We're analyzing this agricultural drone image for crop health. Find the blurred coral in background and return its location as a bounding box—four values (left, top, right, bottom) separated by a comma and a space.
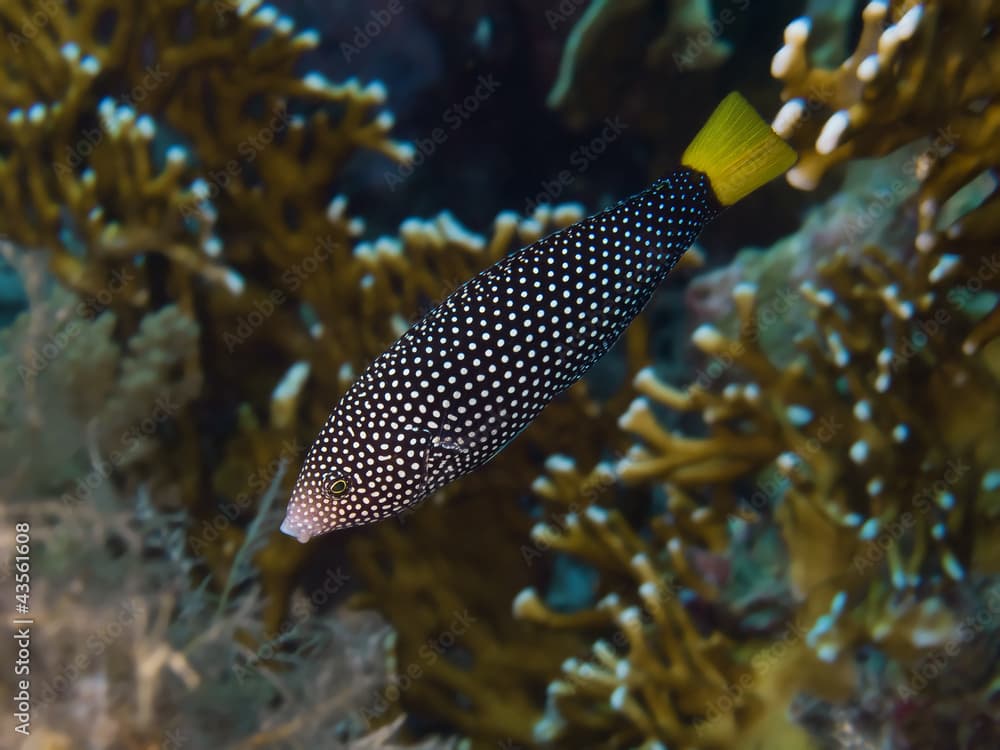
0, 1, 998, 749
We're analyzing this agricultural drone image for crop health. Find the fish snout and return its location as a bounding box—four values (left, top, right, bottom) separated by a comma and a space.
279, 510, 317, 544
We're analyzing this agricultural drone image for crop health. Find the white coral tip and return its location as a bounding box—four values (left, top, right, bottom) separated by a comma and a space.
816, 110, 850, 155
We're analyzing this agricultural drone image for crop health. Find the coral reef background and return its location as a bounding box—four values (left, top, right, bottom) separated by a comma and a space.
0, 0, 998, 748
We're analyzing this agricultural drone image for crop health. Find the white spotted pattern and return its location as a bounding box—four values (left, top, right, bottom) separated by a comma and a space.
281, 169, 719, 541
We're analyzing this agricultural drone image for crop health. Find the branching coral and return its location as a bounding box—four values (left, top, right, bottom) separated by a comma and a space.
617, 195, 1000, 746
10, 0, 1000, 747
510, 457, 820, 750
771, 0, 1000, 254
0, 0, 406, 491
0, 0, 598, 625
583, 4, 1000, 743
0, 0, 410, 296
0, 0, 418, 397
0, 3, 675, 743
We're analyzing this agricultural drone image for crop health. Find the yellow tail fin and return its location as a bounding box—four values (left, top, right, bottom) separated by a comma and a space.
681, 92, 797, 207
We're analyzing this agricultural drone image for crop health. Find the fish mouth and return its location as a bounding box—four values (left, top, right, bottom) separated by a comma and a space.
279, 514, 315, 544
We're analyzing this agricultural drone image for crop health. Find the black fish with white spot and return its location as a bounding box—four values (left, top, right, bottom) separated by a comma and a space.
280, 92, 796, 542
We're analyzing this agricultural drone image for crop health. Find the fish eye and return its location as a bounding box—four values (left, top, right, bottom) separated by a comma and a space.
324, 476, 350, 496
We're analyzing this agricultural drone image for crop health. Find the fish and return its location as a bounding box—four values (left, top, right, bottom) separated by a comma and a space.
280, 92, 796, 542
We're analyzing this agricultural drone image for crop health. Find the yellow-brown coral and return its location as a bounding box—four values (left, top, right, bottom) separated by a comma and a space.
619, 233, 1000, 680
771, 0, 1000, 255
512, 457, 822, 749
0, 0, 583, 626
